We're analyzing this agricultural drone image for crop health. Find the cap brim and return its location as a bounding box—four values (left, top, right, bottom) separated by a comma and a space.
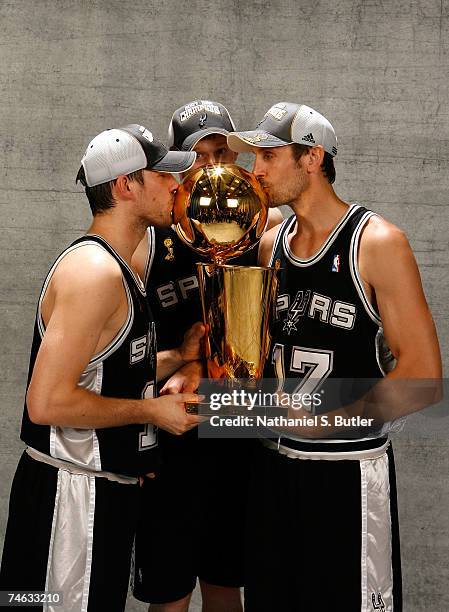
152, 150, 196, 173
227, 131, 291, 153
182, 127, 230, 152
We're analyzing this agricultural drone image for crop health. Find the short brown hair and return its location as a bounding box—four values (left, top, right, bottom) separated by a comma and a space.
291, 143, 336, 184
76, 168, 144, 215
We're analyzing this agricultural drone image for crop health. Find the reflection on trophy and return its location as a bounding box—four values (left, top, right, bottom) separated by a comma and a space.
174, 164, 279, 384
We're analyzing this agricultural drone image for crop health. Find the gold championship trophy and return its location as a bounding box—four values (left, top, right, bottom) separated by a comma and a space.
174, 164, 279, 412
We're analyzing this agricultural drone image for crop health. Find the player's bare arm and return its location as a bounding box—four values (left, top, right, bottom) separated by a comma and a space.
359, 215, 441, 380
27, 245, 199, 432
323, 218, 441, 428
156, 321, 205, 381
160, 359, 206, 395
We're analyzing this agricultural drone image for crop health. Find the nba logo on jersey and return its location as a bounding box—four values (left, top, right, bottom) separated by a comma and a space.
332, 254, 340, 272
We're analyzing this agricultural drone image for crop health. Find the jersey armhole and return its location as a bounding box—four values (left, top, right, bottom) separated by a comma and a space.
87, 277, 134, 368
268, 216, 293, 267
349, 212, 382, 325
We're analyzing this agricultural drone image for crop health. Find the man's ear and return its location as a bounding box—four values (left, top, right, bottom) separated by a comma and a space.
114, 175, 135, 200
305, 146, 325, 174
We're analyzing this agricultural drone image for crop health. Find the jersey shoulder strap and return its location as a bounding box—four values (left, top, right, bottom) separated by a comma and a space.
268, 214, 295, 266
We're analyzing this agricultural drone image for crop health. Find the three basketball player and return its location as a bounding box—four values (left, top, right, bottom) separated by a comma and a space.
1, 102, 442, 612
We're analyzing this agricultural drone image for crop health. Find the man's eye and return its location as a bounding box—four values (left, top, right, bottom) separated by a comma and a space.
216, 149, 227, 156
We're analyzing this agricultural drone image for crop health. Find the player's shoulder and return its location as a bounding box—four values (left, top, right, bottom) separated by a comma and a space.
360, 213, 410, 253
52, 241, 123, 296
359, 213, 415, 288
266, 208, 284, 230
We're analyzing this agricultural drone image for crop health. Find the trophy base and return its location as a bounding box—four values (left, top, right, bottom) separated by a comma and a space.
185, 400, 273, 417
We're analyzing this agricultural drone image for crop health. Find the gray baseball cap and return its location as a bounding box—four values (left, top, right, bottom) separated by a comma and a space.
78, 124, 196, 187
227, 102, 338, 157
167, 100, 236, 152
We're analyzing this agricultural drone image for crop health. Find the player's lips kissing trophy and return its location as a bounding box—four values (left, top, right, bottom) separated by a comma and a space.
173, 164, 279, 414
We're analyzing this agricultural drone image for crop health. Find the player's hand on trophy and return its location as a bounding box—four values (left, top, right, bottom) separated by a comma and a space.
178, 321, 205, 363
160, 360, 206, 395
146, 393, 201, 435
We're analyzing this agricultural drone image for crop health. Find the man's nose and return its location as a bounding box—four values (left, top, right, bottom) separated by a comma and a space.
208, 153, 219, 165
253, 158, 265, 178
168, 175, 178, 192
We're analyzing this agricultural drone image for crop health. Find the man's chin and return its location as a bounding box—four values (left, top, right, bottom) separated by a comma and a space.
149, 213, 173, 229
264, 190, 286, 208
268, 194, 293, 208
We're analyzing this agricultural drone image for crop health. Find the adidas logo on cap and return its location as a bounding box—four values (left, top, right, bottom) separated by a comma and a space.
302, 133, 315, 144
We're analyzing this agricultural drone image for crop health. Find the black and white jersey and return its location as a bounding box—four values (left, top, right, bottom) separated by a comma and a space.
20, 235, 158, 477
143, 226, 258, 351
266, 204, 395, 428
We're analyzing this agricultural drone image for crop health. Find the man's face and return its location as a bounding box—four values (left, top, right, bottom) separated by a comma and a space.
252, 145, 308, 207
191, 134, 237, 170
137, 170, 178, 227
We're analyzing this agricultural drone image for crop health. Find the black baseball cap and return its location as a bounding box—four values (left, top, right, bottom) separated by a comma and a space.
167, 100, 236, 151
77, 124, 196, 187
228, 102, 338, 157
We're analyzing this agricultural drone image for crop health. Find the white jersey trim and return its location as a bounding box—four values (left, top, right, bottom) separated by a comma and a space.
81, 476, 96, 612
349, 211, 382, 325
43, 467, 97, 612
361, 452, 394, 611
360, 459, 369, 611
261, 437, 389, 460
87, 281, 133, 368
92, 363, 103, 472
282, 204, 360, 267
44, 468, 62, 607
143, 226, 156, 288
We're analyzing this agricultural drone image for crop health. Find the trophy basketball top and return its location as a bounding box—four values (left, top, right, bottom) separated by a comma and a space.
173, 164, 268, 263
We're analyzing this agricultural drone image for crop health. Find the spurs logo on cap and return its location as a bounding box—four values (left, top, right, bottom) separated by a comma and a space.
180, 101, 221, 122
169, 99, 236, 151
266, 102, 288, 121
138, 125, 154, 142
242, 133, 271, 144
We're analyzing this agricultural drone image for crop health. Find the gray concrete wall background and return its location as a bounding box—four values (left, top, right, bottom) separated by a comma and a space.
0, 1, 448, 610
